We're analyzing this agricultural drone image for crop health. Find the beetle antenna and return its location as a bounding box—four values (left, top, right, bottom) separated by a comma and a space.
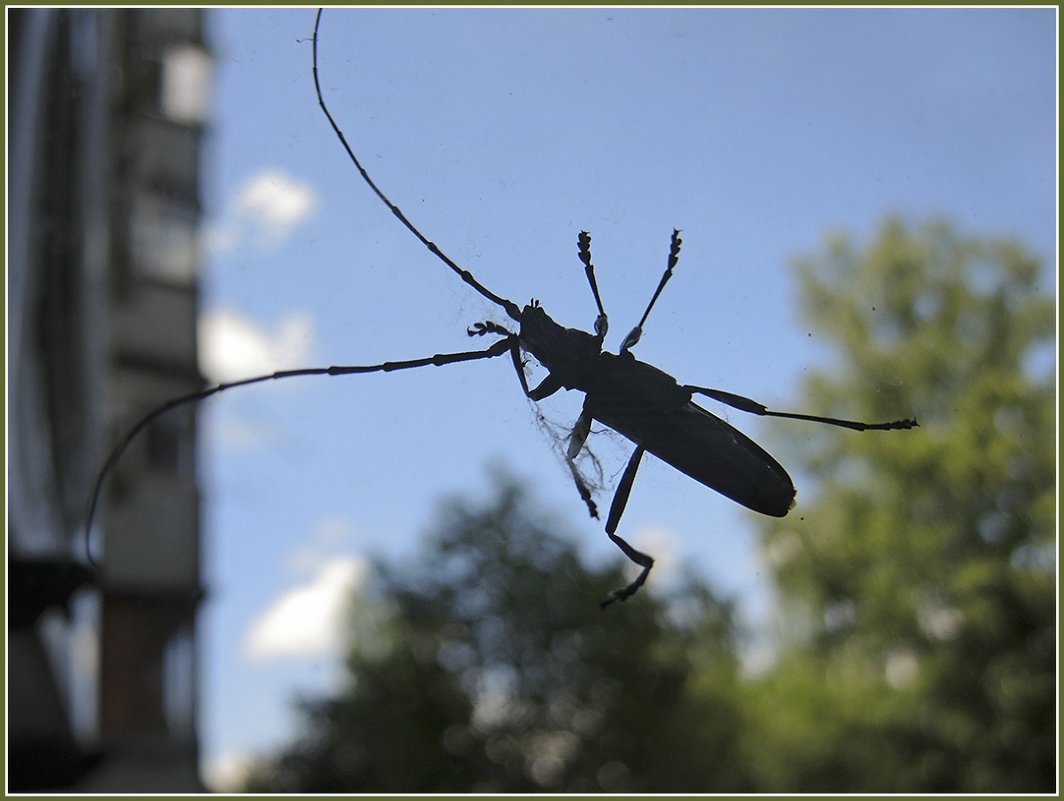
577, 231, 609, 339
620, 229, 682, 353
311, 9, 521, 322
82, 339, 515, 567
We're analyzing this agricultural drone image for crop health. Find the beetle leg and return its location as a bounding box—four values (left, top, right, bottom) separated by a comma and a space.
566, 408, 592, 460
506, 340, 565, 401
566, 462, 598, 521
507, 346, 597, 518
605, 444, 643, 535
686, 385, 918, 431
601, 445, 654, 607
528, 375, 564, 402
560, 405, 599, 519
560, 404, 598, 519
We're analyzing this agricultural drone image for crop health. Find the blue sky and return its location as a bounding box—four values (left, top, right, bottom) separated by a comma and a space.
195, 7, 1056, 789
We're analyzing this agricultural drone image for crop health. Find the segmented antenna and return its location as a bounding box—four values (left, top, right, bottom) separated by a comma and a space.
312, 10, 521, 322
577, 230, 609, 339
82, 340, 515, 566
620, 229, 683, 353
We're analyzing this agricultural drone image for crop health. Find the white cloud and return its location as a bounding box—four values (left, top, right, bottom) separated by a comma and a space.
199, 307, 316, 383
242, 556, 369, 662
202, 750, 253, 793
235, 170, 316, 244
208, 169, 317, 255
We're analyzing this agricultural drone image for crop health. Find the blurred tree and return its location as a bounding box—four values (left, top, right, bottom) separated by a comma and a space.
241, 217, 1054, 793
245, 476, 753, 792
745, 217, 1055, 792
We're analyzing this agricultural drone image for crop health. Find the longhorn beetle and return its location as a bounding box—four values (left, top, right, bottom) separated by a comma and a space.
86, 9, 918, 606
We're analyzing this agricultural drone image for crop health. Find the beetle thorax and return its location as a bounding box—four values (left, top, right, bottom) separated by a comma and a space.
518, 303, 602, 390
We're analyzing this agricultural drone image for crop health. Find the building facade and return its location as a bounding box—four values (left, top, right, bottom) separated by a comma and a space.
8, 8, 211, 791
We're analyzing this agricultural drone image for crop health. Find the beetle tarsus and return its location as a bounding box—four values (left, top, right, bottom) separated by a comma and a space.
601, 531, 655, 607
467, 321, 511, 338
568, 462, 599, 520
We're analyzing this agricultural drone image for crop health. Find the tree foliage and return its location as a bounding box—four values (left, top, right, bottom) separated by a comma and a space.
749, 216, 1055, 792
243, 217, 1055, 793
244, 476, 752, 793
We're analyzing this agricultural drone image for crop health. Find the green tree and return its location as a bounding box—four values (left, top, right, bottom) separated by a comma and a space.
746, 217, 1055, 792
245, 476, 753, 792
